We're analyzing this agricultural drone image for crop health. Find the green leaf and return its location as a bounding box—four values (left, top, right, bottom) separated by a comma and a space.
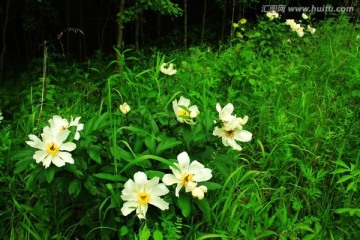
45, 167, 56, 183
93, 173, 126, 182
177, 194, 191, 218
201, 182, 222, 190
145, 135, 157, 154
195, 198, 211, 222
88, 147, 101, 164
139, 224, 150, 240
120, 226, 129, 236
331, 168, 350, 174
336, 174, 353, 184
68, 178, 82, 197
333, 160, 350, 169
156, 138, 182, 155
153, 230, 163, 240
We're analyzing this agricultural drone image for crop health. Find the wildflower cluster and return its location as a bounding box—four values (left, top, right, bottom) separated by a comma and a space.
26, 115, 83, 168
266, 11, 279, 20
232, 18, 247, 39
285, 13, 316, 37
119, 94, 251, 219
121, 151, 212, 219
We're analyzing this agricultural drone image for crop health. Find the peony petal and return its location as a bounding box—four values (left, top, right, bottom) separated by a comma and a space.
33, 150, 48, 163
234, 130, 252, 142
177, 151, 190, 171
42, 155, 53, 168
175, 183, 183, 197
149, 183, 169, 197
74, 132, 80, 140
26, 134, 45, 150
185, 181, 197, 192
162, 174, 179, 186
145, 177, 160, 191
134, 171, 148, 186
52, 155, 66, 167
227, 139, 243, 151
149, 196, 169, 210
222, 103, 234, 116
193, 168, 212, 182
60, 142, 76, 151
58, 151, 74, 164
136, 203, 148, 219
178, 96, 190, 108
121, 201, 138, 216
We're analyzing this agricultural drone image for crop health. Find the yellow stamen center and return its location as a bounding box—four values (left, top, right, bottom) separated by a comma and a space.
46, 142, 60, 155
225, 130, 235, 138
178, 109, 189, 117
137, 192, 150, 205
181, 173, 194, 186
60, 125, 67, 131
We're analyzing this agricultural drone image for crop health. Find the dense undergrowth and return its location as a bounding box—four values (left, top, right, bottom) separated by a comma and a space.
0, 14, 359, 239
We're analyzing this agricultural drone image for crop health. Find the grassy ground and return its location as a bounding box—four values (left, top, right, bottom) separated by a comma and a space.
0, 14, 359, 239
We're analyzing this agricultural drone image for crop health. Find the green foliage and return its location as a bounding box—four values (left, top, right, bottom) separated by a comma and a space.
0, 13, 360, 240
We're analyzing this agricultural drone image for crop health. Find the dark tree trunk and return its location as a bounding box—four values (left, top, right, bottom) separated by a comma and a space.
221, 0, 227, 41
201, 0, 207, 44
184, 0, 188, 49
0, 0, 10, 83
116, 0, 126, 73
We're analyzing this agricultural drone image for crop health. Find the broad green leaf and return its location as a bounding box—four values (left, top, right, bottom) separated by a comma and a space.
88, 147, 101, 164
156, 137, 182, 155
45, 167, 56, 183
177, 194, 191, 218
68, 178, 82, 197
153, 230, 163, 240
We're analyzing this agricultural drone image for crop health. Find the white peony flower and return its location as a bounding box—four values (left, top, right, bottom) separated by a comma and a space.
121, 171, 169, 219
119, 102, 131, 115
26, 126, 76, 168
48, 115, 83, 140
162, 152, 212, 197
160, 63, 177, 75
172, 96, 199, 125
213, 126, 252, 151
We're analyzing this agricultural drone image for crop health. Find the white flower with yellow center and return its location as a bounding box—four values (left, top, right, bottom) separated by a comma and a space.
172, 96, 200, 125
119, 102, 131, 115
213, 126, 252, 151
160, 63, 177, 75
121, 171, 169, 219
49, 115, 84, 140
26, 127, 76, 168
162, 151, 212, 197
